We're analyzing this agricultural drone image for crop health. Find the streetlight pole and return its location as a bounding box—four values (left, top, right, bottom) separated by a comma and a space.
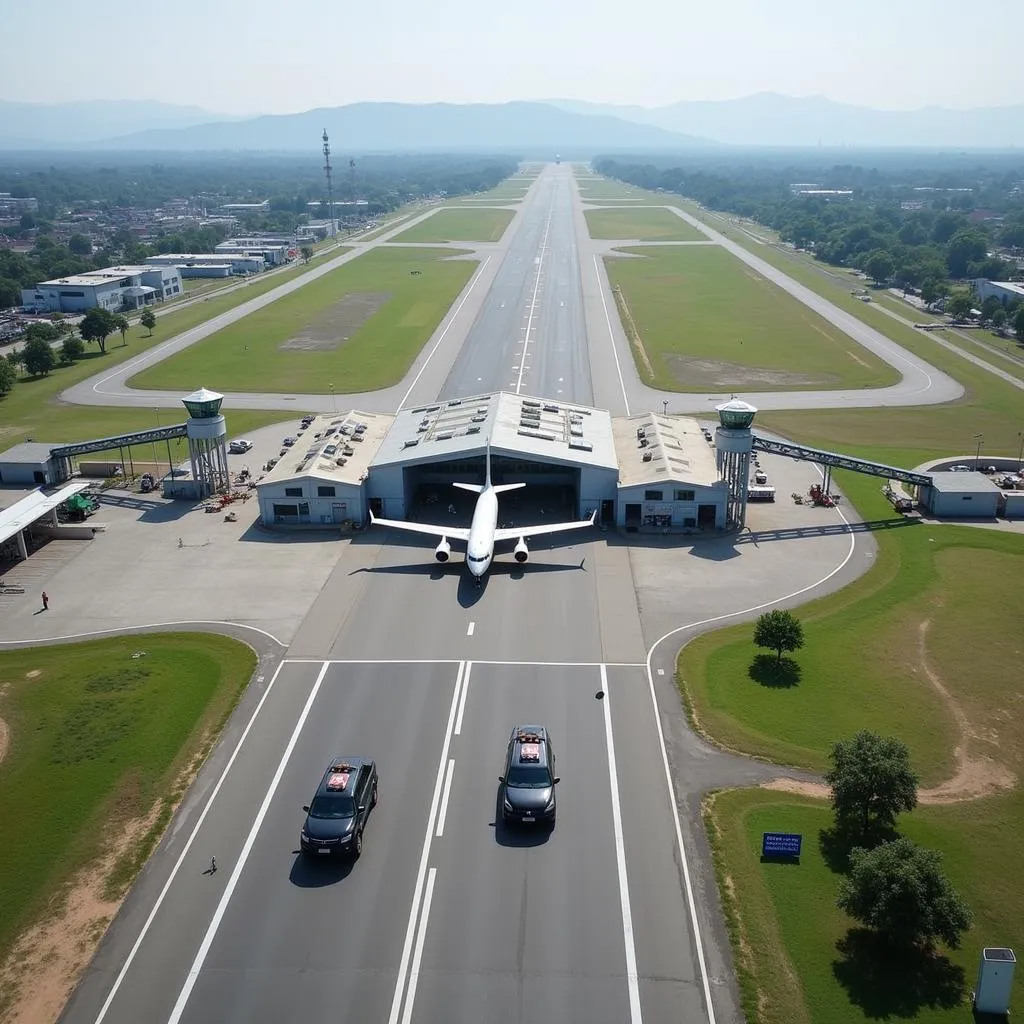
662, 400, 668, 416
974, 432, 984, 471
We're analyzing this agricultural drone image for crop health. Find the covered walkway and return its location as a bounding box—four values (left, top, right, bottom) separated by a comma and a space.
0, 481, 94, 562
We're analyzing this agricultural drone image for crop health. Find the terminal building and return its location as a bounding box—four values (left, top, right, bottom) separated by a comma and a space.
254, 392, 735, 532
21, 265, 182, 313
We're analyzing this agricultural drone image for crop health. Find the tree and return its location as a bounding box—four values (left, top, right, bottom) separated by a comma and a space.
946, 290, 974, 321
753, 609, 805, 665
825, 730, 918, 838
945, 228, 988, 279
79, 306, 117, 354
140, 309, 157, 336
992, 307, 1008, 333
837, 837, 972, 950
24, 321, 59, 344
864, 250, 895, 286
60, 335, 84, 364
0, 275, 20, 309
0, 356, 16, 396
1015, 306, 1024, 338
18, 212, 36, 231
21, 335, 57, 377
920, 276, 947, 306
300, 245, 314, 264
67, 233, 92, 256
114, 314, 130, 344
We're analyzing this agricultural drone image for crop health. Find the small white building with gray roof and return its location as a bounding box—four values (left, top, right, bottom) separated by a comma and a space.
613, 413, 728, 530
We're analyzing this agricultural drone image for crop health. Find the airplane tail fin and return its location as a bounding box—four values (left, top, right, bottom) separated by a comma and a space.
492, 482, 526, 494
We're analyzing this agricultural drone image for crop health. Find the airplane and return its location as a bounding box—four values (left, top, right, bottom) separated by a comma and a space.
368, 440, 596, 584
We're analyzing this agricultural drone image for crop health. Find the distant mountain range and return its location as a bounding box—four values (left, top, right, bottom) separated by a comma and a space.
544, 93, 1024, 149
0, 95, 1020, 152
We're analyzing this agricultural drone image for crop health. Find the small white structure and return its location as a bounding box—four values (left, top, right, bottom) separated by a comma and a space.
21, 265, 181, 313
974, 947, 1016, 1014
613, 413, 727, 531
257, 411, 392, 526
921, 471, 1002, 518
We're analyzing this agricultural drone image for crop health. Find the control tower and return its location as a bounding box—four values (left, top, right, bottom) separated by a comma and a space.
183, 387, 229, 497
714, 398, 757, 529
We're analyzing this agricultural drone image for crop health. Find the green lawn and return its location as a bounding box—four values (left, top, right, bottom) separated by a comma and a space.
604, 246, 898, 392
683, 472, 1024, 1021
0, 634, 255, 1003
453, 184, 529, 204
706, 789, 1024, 1023
392, 207, 515, 243
129, 247, 477, 394
584, 207, 710, 242
576, 180, 644, 200
0, 255, 349, 449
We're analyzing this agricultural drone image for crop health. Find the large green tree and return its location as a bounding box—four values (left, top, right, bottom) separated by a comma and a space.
825, 730, 918, 838
864, 250, 895, 286
67, 233, 93, 256
60, 335, 84, 364
21, 335, 57, 376
79, 307, 117, 354
752, 609, 805, 665
837, 837, 972, 950
0, 356, 16, 396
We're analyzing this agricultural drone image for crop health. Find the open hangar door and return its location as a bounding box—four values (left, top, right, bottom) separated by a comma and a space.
403, 455, 580, 528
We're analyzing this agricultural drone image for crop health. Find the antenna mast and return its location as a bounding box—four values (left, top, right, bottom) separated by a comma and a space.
322, 129, 336, 238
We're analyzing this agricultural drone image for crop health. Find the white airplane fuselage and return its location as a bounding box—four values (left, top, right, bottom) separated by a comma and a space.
465, 487, 499, 577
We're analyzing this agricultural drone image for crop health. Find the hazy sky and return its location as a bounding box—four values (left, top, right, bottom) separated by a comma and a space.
4, 0, 1022, 115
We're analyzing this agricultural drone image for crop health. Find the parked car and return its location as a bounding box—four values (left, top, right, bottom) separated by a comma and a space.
282, 436, 298, 447
228, 439, 252, 454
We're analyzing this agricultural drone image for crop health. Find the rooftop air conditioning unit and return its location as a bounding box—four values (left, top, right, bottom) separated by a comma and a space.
335, 457, 347, 466
642, 451, 653, 462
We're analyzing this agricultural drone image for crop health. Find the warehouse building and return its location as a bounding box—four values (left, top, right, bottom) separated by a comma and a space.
613, 413, 727, 530
365, 392, 620, 523
215, 239, 290, 266
255, 411, 393, 526
920, 472, 1002, 518
21, 265, 181, 313
0, 441, 65, 486
145, 253, 266, 277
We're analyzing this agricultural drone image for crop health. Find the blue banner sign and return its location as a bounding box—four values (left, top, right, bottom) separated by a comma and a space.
762, 832, 802, 858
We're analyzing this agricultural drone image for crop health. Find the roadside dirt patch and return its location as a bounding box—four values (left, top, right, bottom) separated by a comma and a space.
0, 717, 7, 764
761, 778, 829, 799
666, 356, 839, 389
279, 291, 391, 351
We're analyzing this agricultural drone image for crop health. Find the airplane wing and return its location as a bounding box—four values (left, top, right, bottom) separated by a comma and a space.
369, 512, 471, 543
493, 512, 596, 543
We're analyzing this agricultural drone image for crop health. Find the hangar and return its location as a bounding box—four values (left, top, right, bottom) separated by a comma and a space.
365, 392, 620, 525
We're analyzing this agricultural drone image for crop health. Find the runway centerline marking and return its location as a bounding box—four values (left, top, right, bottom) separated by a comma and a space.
454, 662, 472, 735
89, 659, 289, 1024
283, 658, 647, 668
516, 204, 554, 394
435, 761, 456, 838
165, 660, 332, 1024
387, 661, 466, 1024
467, 621, 475, 636
601, 665, 643, 1023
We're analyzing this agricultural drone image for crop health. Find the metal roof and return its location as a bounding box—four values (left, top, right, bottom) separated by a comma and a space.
257, 410, 393, 489
926, 471, 1003, 495
613, 414, 724, 488
0, 441, 61, 465
0, 480, 93, 546
372, 392, 618, 470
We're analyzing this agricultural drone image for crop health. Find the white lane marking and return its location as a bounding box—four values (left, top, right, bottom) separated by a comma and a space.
594, 253, 631, 416
91, 658, 289, 1023
401, 867, 438, 1024
165, 661, 332, 1024
642, 483, 857, 1024
467, 621, 475, 636
1, 620, 285, 648
387, 662, 466, 1024
454, 661, 472, 735
600, 665, 643, 1024
435, 761, 456, 838
397, 255, 492, 412
516, 206, 554, 394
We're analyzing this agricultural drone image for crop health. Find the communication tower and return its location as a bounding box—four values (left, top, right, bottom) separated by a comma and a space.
322, 130, 336, 237
183, 387, 230, 497
714, 398, 757, 529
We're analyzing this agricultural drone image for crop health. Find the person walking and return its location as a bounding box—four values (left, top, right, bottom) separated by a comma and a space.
41, 591, 49, 611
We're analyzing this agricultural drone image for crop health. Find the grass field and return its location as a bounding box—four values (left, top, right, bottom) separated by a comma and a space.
0, 634, 255, 1007
392, 207, 515, 243
453, 184, 529, 204
584, 207, 710, 242
682, 474, 1024, 1021
604, 246, 898, 392
129, 247, 476, 394
0, 255, 349, 449
576, 180, 644, 200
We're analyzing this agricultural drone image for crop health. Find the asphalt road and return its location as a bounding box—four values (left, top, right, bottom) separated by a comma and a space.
440, 165, 593, 405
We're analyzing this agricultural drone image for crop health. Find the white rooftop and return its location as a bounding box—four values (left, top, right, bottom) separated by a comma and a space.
0, 480, 93, 546
613, 414, 724, 488
372, 392, 618, 470
258, 411, 393, 488
928, 471, 1003, 494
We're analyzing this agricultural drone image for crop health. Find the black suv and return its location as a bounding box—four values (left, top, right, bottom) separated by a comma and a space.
301, 757, 378, 858
499, 726, 559, 826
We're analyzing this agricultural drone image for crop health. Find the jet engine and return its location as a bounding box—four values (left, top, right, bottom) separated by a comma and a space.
513, 537, 529, 563
434, 538, 451, 563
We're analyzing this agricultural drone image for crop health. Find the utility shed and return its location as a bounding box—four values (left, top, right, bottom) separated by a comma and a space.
0, 441, 65, 486
256, 411, 392, 527
613, 414, 728, 531
922, 471, 1002, 518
